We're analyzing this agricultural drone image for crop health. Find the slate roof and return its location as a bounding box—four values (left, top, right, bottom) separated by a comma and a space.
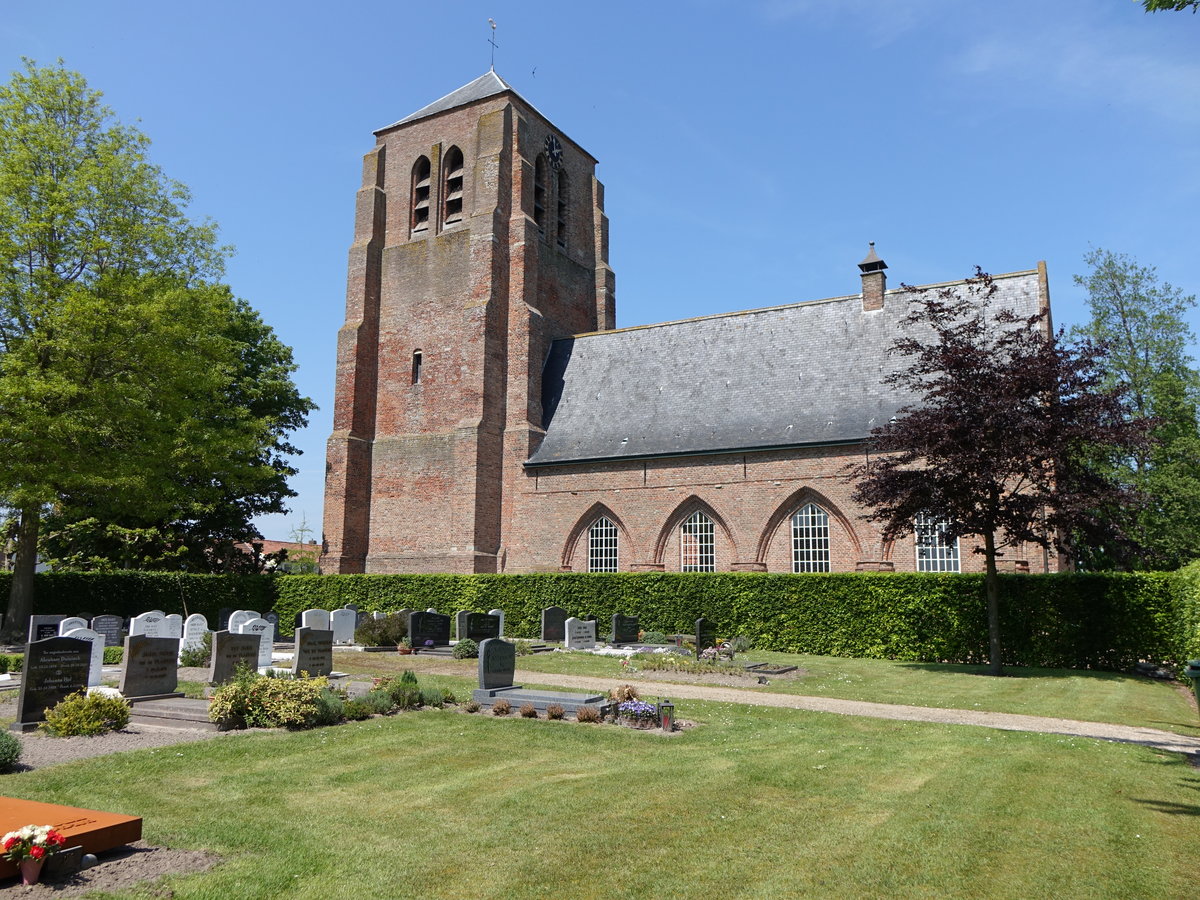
527, 270, 1044, 467
377, 71, 518, 132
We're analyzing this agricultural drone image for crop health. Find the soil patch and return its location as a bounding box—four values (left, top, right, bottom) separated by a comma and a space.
15, 841, 219, 896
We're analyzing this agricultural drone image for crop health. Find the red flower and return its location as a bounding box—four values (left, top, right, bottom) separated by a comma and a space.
29, 845, 44, 860
48, 831, 65, 846
3, 837, 17, 851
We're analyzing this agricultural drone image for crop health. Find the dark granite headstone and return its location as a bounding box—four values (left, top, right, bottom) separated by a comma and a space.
217, 607, 233, 631
90, 615, 124, 647
118, 635, 180, 697
28, 615, 67, 642
345, 603, 359, 612
12, 636, 91, 729
696, 617, 718, 655
293, 611, 303, 629
478, 638, 516, 690
355, 611, 368, 629
264, 611, 281, 642
291, 627, 334, 678
541, 605, 568, 643
612, 614, 639, 645
465, 613, 500, 642
208, 631, 261, 685
409, 611, 451, 648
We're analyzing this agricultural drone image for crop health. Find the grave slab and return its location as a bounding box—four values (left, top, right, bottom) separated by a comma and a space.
0, 797, 142, 880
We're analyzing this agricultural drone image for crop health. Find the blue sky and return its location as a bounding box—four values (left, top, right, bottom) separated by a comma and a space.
3, 0, 1197, 542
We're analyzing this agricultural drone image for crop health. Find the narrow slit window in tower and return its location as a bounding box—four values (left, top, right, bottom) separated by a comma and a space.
411, 350, 423, 385
411, 157, 431, 233
533, 154, 547, 234
443, 146, 464, 226
556, 170, 568, 249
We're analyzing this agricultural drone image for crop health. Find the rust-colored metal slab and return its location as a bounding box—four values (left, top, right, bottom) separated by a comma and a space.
0, 797, 142, 879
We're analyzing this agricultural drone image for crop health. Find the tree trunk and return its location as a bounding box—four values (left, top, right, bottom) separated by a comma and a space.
983, 528, 1004, 676
4, 507, 40, 643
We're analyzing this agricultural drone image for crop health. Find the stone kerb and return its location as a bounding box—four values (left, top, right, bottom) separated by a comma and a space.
63, 628, 104, 687
12, 636, 91, 730
119, 635, 180, 698
330, 608, 356, 645
564, 617, 596, 651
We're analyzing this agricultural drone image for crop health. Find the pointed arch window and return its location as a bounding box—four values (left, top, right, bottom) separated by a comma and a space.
680, 511, 715, 572
588, 516, 618, 572
411, 156, 431, 233
791, 503, 830, 572
533, 153, 547, 233
915, 512, 960, 572
556, 169, 568, 249
442, 145, 464, 226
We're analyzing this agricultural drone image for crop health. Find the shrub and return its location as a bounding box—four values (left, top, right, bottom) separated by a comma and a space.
464, 699, 481, 713
642, 630, 667, 645
342, 698, 375, 720
41, 691, 131, 737
208, 668, 331, 729
421, 687, 445, 709
354, 614, 408, 647
363, 689, 396, 715
492, 698, 511, 716
102, 646, 123, 665
728, 635, 753, 653
519, 703, 538, 718
609, 684, 640, 703
177, 631, 211, 668
0, 731, 21, 772
546, 703, 565, 720
314, 688, 345, 725
441, 689, 458, 705
0, 654, 20, 674
575, 705, 601, 724
452, 639, 478, 659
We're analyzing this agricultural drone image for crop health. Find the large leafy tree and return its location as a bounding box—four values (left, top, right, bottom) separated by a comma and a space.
0, 61, 311, 634
1071, 248, 1200, 570
847, 271, 1150, 675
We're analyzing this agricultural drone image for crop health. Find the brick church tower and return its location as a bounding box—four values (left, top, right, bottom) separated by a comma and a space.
322, 73, 616, 573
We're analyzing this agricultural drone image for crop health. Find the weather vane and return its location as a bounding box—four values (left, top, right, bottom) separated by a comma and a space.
488, 18, 499, 71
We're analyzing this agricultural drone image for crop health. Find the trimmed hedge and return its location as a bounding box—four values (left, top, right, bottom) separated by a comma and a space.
3, 569, 1197, 672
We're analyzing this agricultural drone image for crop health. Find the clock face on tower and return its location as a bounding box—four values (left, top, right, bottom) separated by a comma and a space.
544, 134, 563, 170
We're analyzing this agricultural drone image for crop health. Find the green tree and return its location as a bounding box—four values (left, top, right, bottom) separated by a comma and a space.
0, 60, 311, 634
1141, 1, 1199, 12
1071, 248, 1200, 569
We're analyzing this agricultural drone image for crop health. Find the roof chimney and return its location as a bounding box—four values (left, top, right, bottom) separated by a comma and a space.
858, 242, 887, 311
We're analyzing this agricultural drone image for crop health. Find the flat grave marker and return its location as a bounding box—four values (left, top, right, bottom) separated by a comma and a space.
0, 798, 141, 880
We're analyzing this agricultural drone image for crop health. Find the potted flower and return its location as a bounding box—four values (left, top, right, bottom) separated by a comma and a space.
398, 637, 413, 655
3, 824, 67, 885
617, 699, 659, 730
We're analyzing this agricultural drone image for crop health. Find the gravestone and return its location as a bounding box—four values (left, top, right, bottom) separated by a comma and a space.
488, 609, 505, 637
292, 627, 334, 678
162, 614, 183, 639
373, 611, 386, 621
63, 627, 104, 687
355, 611, 368, 629
181, 614, 209, 652
227, 610, 258, 634
208, 631, 260, 685
426, 607, 439, 614
345, 603, 359, 612
330, 608, 356, 644
409, 611, 451, 648
565, 617, 596, 651
28, 615, 67, 642
395, 608, 414, 630
696, 617, 717, 655
90, 615, 124, 648
217, 607, 233, 631
241, 617, 274, 668
464, 612, 500, 642
455, 610, 470, 641
119, 635, 180, 697
300, 608, 331, 632
58, 617, 88, 636
541, 605, 568, 643
264, 611, 281, 642
129, 610, 166, 637
611, 614, 639, 645
478, 638, 517, 690
12, 636, 91, 730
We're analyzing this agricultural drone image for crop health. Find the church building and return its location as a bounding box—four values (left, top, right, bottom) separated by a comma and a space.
321, 72, 1057, 577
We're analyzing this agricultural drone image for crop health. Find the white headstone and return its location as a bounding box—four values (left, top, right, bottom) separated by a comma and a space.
488, 609, 505, 637
241, 617, 274, 668
330, 608, 356, 645
181, 614, 209, 652
373, 611, 385, 621
130, 610, 166, 637
64, 627, 104, 687
58, 617, 88, 636
301, 608, 330, 631
426, 607, 438, 614
227, 610, 259, 634
564, 617, 596, 651
162, 614, 183, 639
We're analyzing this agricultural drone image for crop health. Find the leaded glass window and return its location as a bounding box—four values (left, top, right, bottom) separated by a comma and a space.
588, 517, 618, 572
791, 503, 830, 573
915, 512, 960, 572
681, 511, 715, 572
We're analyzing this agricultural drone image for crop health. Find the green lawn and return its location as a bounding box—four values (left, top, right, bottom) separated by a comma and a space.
3, 687, 1196, 899
334, 649, 1200, 737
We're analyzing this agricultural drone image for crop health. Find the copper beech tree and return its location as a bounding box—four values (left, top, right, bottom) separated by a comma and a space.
847, 270, 1152, 676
